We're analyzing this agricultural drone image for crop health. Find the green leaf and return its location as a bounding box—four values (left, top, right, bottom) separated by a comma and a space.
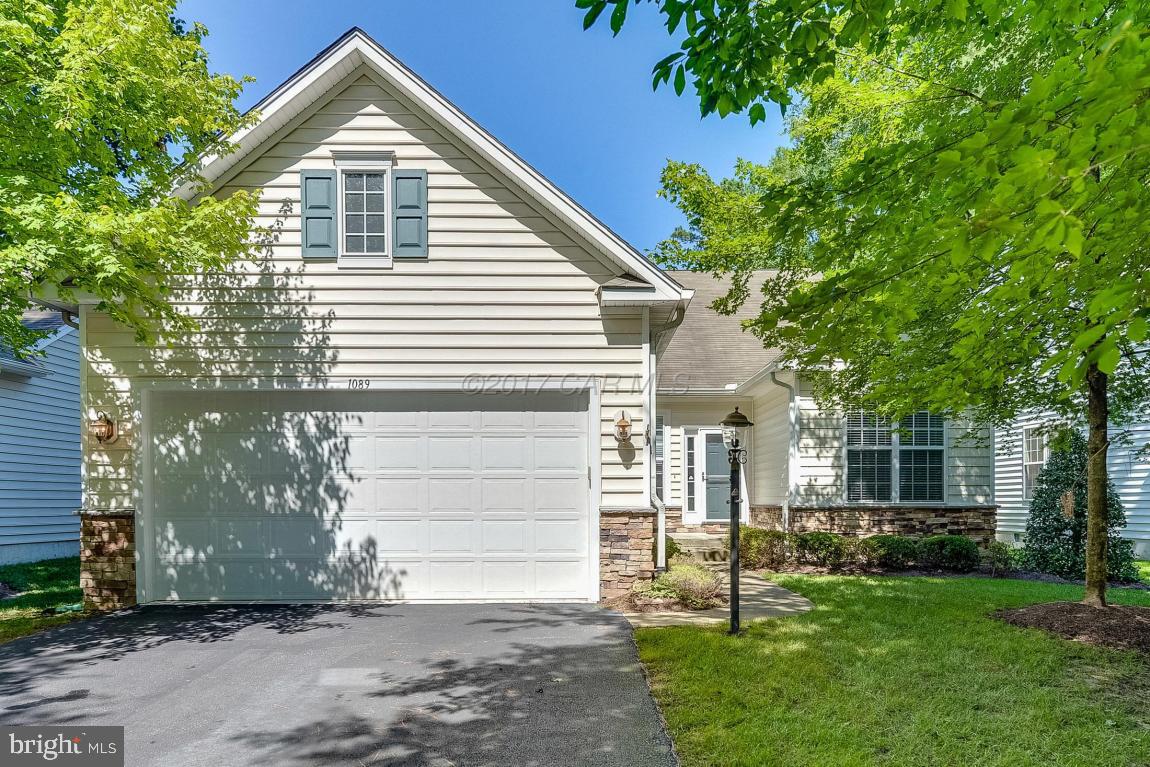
1128, 316, 1148, 343
749, 102, 766, 125
609, 0, 628, 35
947, 0, 967, 21
582, 2, 607, 30
1097, 343, 1121, 375
674, 65, 687, 96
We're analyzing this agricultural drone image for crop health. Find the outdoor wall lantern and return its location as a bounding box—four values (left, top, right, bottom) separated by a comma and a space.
720, 406, 753, 635
89, 412, 118, 445
613, 410, 633, 442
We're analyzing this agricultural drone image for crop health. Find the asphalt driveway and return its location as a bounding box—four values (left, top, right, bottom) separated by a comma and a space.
0, 604, 676, 766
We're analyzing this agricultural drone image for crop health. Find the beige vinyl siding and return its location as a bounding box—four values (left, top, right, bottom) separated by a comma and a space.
660, 398, 753, 507
792, 377, 994, 507
83, 70, 648, 511
996, 415, 1150, 547
750, 381, 790, 506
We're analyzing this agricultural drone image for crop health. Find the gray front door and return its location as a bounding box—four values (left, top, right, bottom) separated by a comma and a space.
703, 432, 730, 521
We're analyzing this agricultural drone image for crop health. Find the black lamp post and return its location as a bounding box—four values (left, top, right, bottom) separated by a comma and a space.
720, 406, 752, 635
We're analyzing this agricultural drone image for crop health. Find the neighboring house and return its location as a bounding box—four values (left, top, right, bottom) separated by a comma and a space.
655, 271, 997, 544
0, 310, 81, 564
53, 29, 693, 608
995, 416, 1150, 557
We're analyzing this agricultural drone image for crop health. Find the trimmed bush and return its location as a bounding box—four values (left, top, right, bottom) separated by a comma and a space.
729, 527, 789, 570
793, 531, 851, 568
918, 535, 981, 572
857, 535, 919, 569
1019, 429, 1139, 583
632, 563, 725, 609
984, 540, 1018, 577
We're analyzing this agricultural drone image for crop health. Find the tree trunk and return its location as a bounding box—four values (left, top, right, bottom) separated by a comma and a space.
1082, 361, 1109, 608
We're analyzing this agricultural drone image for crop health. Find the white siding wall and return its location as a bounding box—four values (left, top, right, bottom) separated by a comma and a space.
996, 416, 1150, 550
0, 329, 80, 563
750, 382, 789, 505
82, 70, 648, 512
793, 378, 994, 507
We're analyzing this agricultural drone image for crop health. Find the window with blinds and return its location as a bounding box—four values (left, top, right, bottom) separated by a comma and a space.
845, 411, 945, 503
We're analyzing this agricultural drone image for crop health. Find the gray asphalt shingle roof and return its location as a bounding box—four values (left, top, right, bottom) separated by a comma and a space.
658, 270, 782, 393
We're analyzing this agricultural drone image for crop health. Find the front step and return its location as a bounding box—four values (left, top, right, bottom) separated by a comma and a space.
670, 532, 729, 562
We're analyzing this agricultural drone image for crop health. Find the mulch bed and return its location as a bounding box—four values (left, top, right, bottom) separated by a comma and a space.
996, 602, 1150, 654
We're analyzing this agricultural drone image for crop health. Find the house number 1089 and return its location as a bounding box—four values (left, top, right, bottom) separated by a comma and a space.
348, 379, 371, 390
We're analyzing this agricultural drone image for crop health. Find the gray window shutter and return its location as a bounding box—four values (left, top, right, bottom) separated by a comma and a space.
392, 169, 428, 258
300, 169, 337, 258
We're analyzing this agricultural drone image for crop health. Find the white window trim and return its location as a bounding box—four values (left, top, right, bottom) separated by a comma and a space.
682, 426, 749, 525
842, 413, 949, 506
336, 160, 393, 269
1021, 426, 1049, 501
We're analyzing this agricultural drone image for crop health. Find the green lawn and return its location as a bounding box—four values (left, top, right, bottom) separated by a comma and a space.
1137, 560, 1150, 584
0, 557, 83, 643
637, 575, 1150, 767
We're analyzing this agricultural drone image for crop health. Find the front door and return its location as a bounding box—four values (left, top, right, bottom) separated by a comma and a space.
702, 431, 730, 521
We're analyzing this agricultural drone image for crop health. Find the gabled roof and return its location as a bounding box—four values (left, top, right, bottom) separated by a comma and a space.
657, 271, 783, 394
183, 28, 686, 303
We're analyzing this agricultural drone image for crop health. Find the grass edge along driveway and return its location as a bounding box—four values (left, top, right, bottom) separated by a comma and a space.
636, 574, 1150, 767
0, 557, 83, 644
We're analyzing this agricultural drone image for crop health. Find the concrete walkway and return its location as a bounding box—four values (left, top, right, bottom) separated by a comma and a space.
621, 574, 813, 628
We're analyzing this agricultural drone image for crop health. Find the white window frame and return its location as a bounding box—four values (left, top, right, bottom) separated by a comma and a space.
1021, 426, 1049, 500
843, 411, 948, 505
334, 152, 393, 269
654, 416, 666, 502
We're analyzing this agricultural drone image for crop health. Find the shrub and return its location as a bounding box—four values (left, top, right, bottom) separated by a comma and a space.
856, 535, 919, 569
1019, 429, 1139, 582
729, 527, 789, 570
918, 535, 981, 572
984, 540, 1018, 577
653, 534, 684, 563
632, 563, 724, 609
793, 531, 851, 568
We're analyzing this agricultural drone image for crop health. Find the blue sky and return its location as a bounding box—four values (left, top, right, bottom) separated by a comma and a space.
179, 0, 785, 252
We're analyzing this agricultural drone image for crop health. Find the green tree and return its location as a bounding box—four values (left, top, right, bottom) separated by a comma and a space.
1020, 429, 1138, 583
584, 1, 1150, 605
0, 0, 257, 354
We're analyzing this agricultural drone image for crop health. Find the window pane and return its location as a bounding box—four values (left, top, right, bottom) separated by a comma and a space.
365, 173, 386, 192
344, 235, 364, 253
345, 194, 364, 213
847, 448, 891, 502
365, 193, 386, 212
344, 173, 364, 191
364, 235, 386, 253
846, 411, 890, 447
686, 435, 696, 511
900, 411, 944, 447
345, 214, 364, 234
365, 214, 387, 234
899, 449, 943, 501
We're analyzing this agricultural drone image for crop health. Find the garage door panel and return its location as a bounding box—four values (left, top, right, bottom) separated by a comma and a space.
376, 435, 424, 469
482, 561, 529, 594
482, 520, 528, 553
376, 478, 423, 512
428, 437, 474, 470
149, 390, 590, 602
429, 519, 477, 553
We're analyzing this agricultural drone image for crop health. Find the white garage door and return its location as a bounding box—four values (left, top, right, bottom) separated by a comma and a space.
147, 390, 591, 602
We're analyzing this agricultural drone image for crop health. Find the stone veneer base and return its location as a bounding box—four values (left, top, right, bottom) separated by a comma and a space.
599, 507, 657, 600
79, 510, 137, 611
748, 504, 997, 546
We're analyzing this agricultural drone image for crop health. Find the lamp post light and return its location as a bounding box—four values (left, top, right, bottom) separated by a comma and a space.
721, 406, 753, 635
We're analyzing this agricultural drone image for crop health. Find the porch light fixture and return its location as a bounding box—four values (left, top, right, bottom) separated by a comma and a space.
90, 413, 118, 445
613, 410, 633, 442
720, 406, 753, 635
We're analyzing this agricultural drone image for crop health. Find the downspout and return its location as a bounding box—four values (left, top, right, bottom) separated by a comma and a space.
769, 371, 796, 533
649, 299, 689, 570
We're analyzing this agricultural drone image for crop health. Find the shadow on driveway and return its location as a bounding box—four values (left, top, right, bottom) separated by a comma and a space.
0, 604, 676, 766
